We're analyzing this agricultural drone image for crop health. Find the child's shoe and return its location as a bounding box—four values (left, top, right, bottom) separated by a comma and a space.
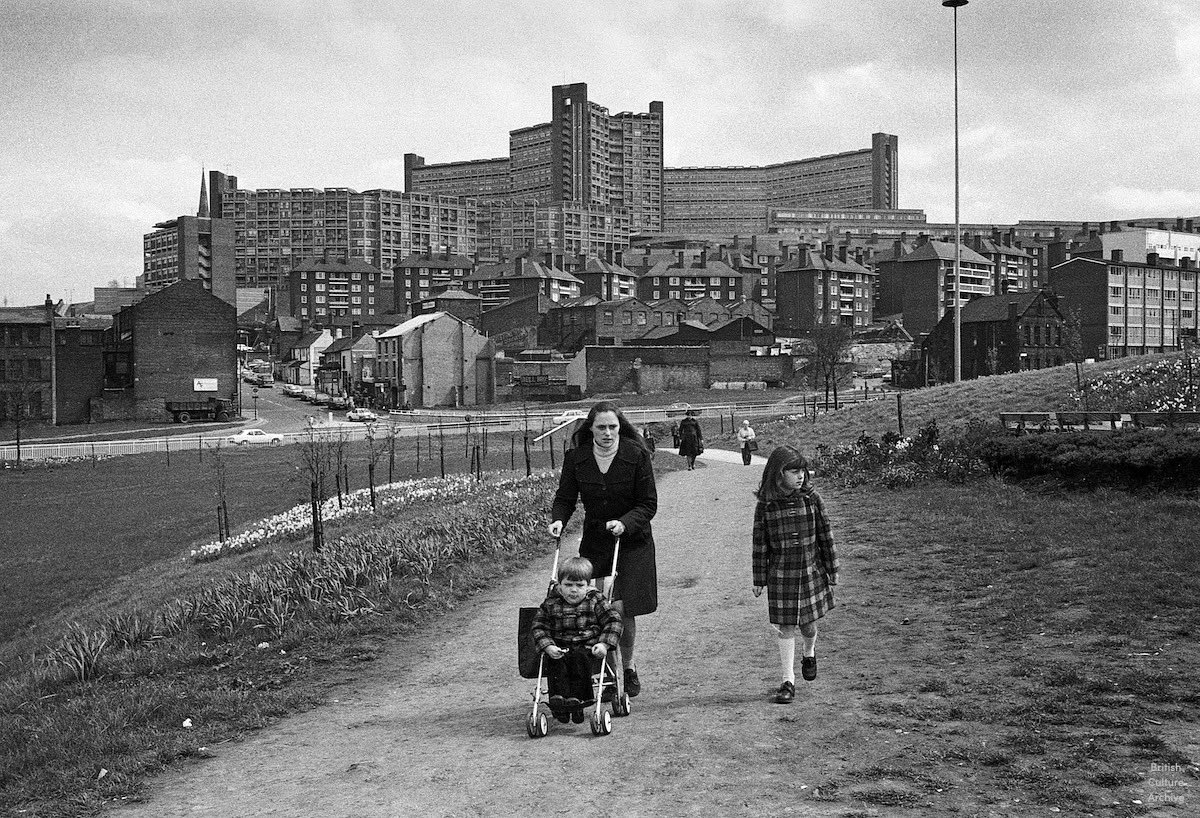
774, 681, 795, 704
801, 656, 817, 681
570, 708, 585, 724
548, 694, 566, 712
553, 709, 571, 724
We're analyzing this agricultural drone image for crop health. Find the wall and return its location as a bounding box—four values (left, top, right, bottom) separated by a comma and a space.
583, 345, 708, 394
131, 282, 237, 419
709, 354, 794, 385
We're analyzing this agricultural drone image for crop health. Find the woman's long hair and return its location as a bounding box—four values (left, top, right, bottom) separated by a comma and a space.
570, 400, 648, 451
754, 444, 812, 502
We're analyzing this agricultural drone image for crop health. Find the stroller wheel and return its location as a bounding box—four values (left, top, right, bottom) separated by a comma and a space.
590, 709, 612, 736
612, 693, 632, 717
527, 712, 548, 738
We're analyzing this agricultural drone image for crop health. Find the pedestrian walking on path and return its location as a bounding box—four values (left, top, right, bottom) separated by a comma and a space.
549, 400, 657, 698
677, 410, 703, 470
736, 420, 757, 466
751, 445, 839, 704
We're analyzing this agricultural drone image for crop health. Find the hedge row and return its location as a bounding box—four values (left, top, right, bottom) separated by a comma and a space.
980, 429, 1200, 488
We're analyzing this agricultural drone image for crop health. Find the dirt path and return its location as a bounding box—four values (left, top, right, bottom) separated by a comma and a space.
112, 451, 1157, 818
109, 450, 862, 816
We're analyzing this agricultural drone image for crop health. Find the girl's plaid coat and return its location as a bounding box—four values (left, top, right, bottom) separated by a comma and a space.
752, 489, 839, 627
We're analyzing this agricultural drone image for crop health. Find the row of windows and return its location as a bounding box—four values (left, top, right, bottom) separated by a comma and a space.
0, 326, 48, 346
300, 296, 375, 305
0, 358, 44, 380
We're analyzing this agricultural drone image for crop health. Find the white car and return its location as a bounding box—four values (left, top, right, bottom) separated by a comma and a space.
552, 409, 587, 425
347, 408, 378, 423
227, 429, 284, 446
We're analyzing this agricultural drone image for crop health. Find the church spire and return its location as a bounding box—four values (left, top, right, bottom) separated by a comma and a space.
198, 168, 210, 218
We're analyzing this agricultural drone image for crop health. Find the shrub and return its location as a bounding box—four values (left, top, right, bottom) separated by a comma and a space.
812, 419, 1003, 488
979, 429, 1200, 489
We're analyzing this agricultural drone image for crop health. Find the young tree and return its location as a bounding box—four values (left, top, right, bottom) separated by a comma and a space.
1063, 306, 1087, 407
298, 419, 334, 551
809, 324, 854, 410
3, 362, 44, 467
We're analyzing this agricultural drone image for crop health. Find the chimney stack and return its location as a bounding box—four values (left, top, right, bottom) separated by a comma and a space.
1147, 252, 1159, 267
1006, 228, 1016, 247
1176, 217, 1185, 231
837, 245, 848, 263
822, 242, 834, 261
700, 247, 708, 267
1188, 219, 1196, 233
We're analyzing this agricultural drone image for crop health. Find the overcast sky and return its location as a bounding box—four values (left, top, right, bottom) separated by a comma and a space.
2, 0, 1198, 307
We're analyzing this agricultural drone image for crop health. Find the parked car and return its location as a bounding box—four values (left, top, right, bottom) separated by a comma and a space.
347, 408, 378, 423
310, 393, 333, 406
227, 429, 283, 446
254, 374, 275, 388
552, 409, 587, 425
298, 389, 317, 402
328, 395, 350, 409
281, 384, 303, 397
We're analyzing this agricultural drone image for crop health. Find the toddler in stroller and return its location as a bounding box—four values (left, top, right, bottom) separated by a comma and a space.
529, 557, 624, 732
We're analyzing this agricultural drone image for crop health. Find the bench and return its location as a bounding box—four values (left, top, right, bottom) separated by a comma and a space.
1054, 411, 1125, 431
999, 412, 1054, 434
1129, 411, 1200, 429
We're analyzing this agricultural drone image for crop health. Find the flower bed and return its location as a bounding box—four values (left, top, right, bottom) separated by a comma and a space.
191, 471, 553, 562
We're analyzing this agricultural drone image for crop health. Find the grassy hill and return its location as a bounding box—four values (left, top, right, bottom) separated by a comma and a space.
748, 354, 1179, 452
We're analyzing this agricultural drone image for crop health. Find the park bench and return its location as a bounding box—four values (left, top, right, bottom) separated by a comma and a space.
999, 412, 1054, 434
1129, 411, 1200, 429
1054, 411, 1125, 431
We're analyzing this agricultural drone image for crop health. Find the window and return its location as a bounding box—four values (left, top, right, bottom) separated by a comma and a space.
603, 310, 614, 324
301, 295, 308, 303
301, 283, 308, 291
1109, 286, 1121, 298
315, 283, 326, 292
1110, 306, 1123, 316
636, 311, 647, 325
652, 290, 660, 300
669, 277, 680, 285
622, 312, 633, 325
669, 291, 679, 299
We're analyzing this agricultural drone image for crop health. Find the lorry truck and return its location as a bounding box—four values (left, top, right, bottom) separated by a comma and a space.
165, 398, 234, 423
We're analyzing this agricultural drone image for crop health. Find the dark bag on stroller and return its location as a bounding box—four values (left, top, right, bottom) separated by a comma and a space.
517, 606, 541, 678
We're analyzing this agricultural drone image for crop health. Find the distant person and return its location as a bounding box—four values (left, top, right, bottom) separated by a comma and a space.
737, 420, 757, 466
670, 422, 680, 448
549, 401, 658, 699
531, 556, 623, 723
677, 410, 703, 470
751, 445, 839, 704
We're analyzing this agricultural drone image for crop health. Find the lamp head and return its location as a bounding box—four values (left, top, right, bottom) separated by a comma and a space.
942, 0, 967, 6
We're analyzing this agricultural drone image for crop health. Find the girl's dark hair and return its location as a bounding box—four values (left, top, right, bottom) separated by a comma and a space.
754, 444, 812, 502
570, 400, 648, 451
558, 556, 594, 583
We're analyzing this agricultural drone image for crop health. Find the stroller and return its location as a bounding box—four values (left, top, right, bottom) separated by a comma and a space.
518, 537, 632, 738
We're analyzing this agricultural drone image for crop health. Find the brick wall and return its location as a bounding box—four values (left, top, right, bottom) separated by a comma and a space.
402, 315, 494, 407
582, 345, 708, 394
709, 354, 794, 384
130, 281, 237, 419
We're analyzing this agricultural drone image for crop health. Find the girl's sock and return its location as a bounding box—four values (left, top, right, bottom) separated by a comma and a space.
802, 634, 816, 658
778, 636, 796, 684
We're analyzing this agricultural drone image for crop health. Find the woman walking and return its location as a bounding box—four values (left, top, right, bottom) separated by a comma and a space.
548, 401, 658, 697
677, 410, 703, 470
751, 445, 839, 704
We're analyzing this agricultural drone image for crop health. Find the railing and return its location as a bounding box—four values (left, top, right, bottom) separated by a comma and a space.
1, 393, 890, 463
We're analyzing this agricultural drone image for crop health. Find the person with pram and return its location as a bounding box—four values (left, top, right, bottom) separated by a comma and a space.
531, 556, 624, 723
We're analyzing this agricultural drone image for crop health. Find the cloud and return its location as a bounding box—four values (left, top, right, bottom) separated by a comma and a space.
1100, 187, 1200, 217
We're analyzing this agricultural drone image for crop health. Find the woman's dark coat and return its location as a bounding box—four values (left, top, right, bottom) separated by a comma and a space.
677, 416, 703, 458
551, 436, 658, 616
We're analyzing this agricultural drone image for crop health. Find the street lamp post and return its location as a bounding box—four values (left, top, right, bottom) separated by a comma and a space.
944, 0, 967, 382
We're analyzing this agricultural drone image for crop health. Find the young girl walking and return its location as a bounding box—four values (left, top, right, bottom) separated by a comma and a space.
751, 445, 839, 704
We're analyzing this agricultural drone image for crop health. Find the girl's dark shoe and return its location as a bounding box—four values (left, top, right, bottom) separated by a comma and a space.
801, 656, 817, 681
774, 681, 795, 704
624, 668, 641, 697
570, 708, 585, 724
553, 710, 571, 724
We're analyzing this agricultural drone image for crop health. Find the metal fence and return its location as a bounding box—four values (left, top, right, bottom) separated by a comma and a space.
0, 393, 887, 463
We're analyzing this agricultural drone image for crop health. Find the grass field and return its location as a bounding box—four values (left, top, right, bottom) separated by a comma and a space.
0, 428, 567, 654
2, 359, 1198, 815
